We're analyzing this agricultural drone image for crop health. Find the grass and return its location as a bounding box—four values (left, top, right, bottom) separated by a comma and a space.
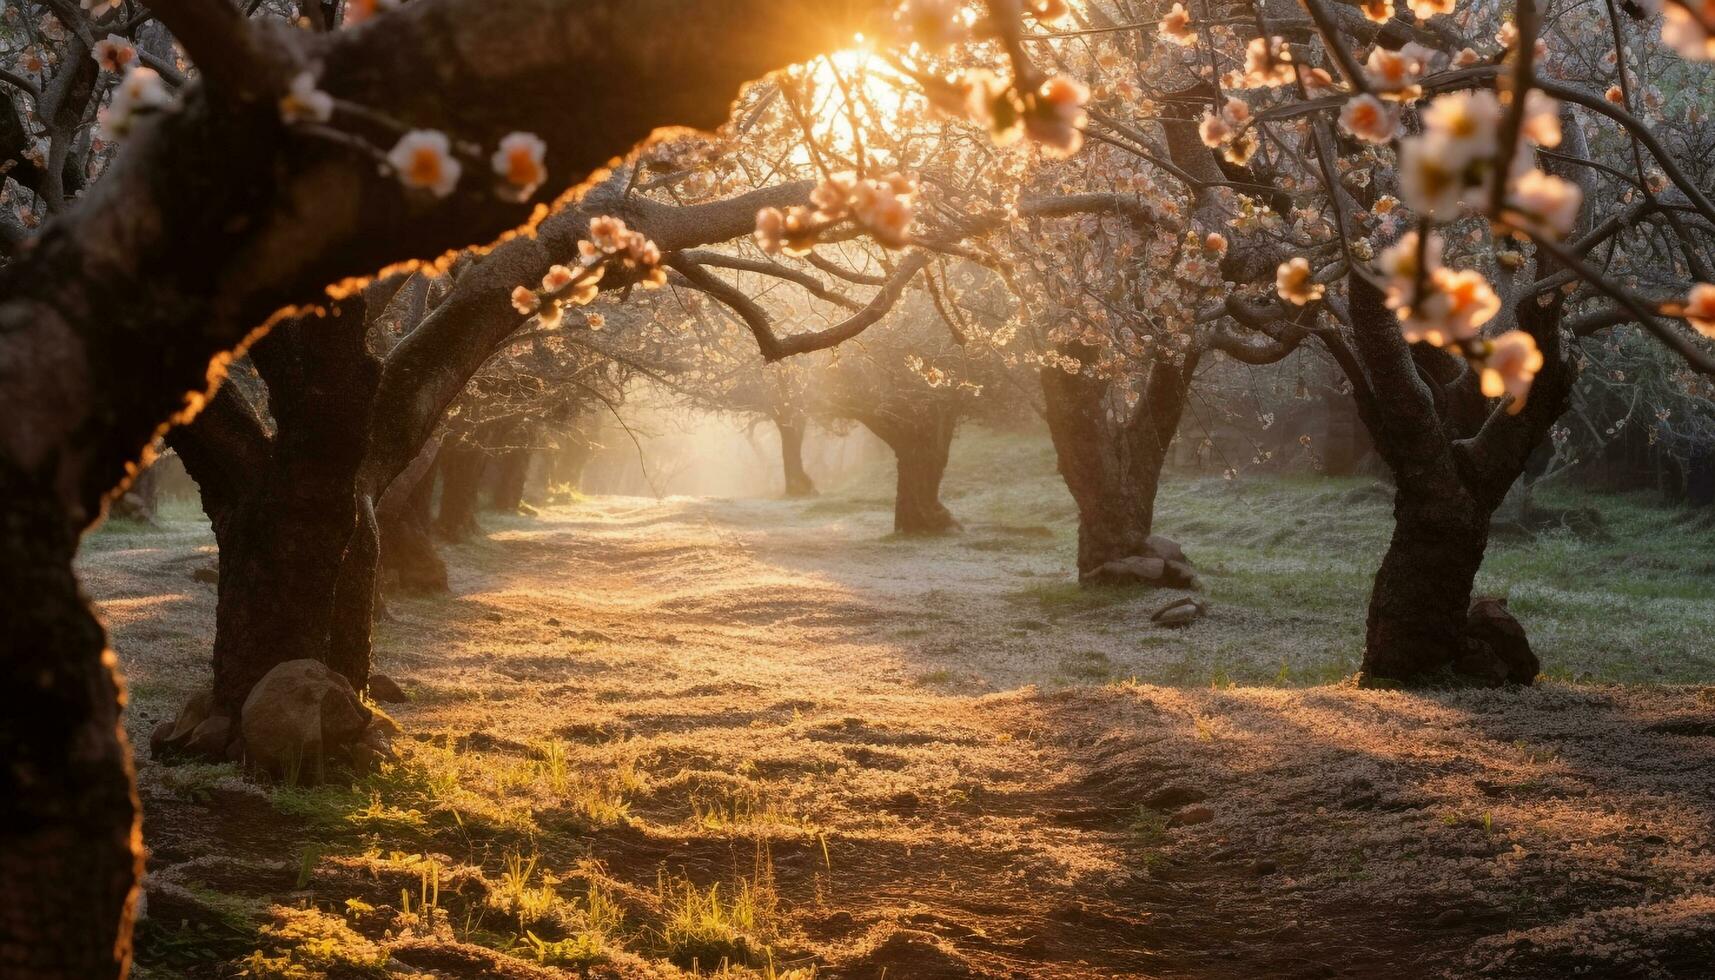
851, 427, 1715, 686
656, 866, 780, 970
114, 422, 1715, 978
488, 852, 558, 932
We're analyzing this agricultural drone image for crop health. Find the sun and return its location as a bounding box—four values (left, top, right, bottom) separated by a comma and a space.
802, 42, 916, 156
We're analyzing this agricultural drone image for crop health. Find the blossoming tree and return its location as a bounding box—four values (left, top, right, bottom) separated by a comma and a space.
0, 0, 903, 973
2, 0, 1715, 973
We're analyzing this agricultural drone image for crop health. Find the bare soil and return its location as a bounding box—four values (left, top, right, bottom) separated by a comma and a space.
87, 494, 1715, 979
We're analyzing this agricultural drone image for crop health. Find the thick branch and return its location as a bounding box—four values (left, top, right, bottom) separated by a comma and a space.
670, 249, 930, 361
677, 249, 863, 310
361, 178, 816, 496
141, 0, 270, 99
0, 0, 888, 534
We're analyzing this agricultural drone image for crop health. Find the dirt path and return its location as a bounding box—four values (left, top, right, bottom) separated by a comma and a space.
95, 496, 1715, 979
380, 496, 1196, 977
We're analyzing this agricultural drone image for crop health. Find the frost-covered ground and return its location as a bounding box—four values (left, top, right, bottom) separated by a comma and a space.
82, 430, 1715, 978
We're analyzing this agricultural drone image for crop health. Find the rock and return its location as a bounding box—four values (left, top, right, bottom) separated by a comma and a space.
1143, 534, 1188, 565
348, 719, 401, 773
1168, 805, 1214, 827
1160, 559, 1200, 589
1463, 596, 1539, 684
183, 716, 232, 758
1151, 597, 1207, 628
1081, 555, 1165, 587
151, 689, 225, 761
1251, 858, 1279, 875
367, 673, 408, 704
1454, 650, 1509, 686
1433, 908, 1467, 928
240, 660, 372, 781
191, 563, 219, 585
148, 720, 175, 758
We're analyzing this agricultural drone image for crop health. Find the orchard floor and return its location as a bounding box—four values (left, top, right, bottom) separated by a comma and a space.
86, 468, 1715, 978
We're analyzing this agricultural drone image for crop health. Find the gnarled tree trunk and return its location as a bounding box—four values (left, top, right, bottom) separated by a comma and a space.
776, 412, 817, 497
858, 403, 960, 535
1042, 346, 1195, 574
378, 438, 449, 593
174, 311, 382, 713
0, 470, 141, 978
1363, 495, 1491, 678
435, 442, 487, 541
1341, 277, 1575, 683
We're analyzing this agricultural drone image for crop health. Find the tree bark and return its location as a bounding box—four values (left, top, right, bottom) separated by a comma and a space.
776, 413, 817, 497
0, 472, 140, 979
378, 439, 449, 593
1041, 347, 1194, 574
1341, 276, 1575, 682
326, 496, 380, 690
1363, 496, 1491, 679
490, 447, 532, 513
194, 317, 380, 714
435, 444, 487, 541
893, 439, 957, 535
859, 405, 959, 535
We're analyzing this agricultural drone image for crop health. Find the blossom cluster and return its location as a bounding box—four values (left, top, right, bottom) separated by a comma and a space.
99, 66, 170, 137
755, 171, 916, 255
509, 216, 665, 329
1380, 231, 1543, 411
1663, 284, 1715, 339
1226, 36, 1295, 89
267, 69, 546, 201
1199, 95, 1257, 165
948, 70, 1090, 157
1395, 89, 1578, 236
893, 1, 1090, 157
1275, 258, 1326, 306
1159, 3, 1197, 46
382, 127, 546, 201
1652, 0, 1714, 59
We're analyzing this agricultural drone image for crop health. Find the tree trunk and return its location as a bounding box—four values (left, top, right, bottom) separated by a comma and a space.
173, 314, 382, 715
777, 413, 817, 497
1040, 347, 1192, 574
859, 406, 959, 535
893, 440, 957, 534
0, 6, 893, 968
490, 448, 531, 512
378, 441, 449, 593
0, 473, 141, 979
326, 496, 380, 690
1341, 275, 1573, 684
435, 444, 486, 541
106, 452, 161, 523
1362, 495, 1491, 680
